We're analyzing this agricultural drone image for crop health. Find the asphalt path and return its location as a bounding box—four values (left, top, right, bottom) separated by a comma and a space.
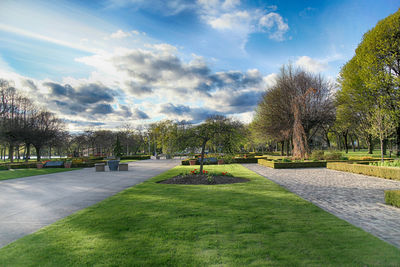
0, 159, 180, 248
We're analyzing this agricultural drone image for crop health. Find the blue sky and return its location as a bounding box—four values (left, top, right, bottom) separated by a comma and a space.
0, 0, 398, 131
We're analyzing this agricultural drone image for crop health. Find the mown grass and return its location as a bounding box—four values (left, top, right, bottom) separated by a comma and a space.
0, 168, 80, 181
0, 164, 399, 266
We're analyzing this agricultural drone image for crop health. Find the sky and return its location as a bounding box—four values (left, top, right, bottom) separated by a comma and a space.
0, 0, 398, 132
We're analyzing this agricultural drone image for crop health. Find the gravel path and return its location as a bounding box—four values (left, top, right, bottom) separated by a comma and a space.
242, 164, 400, 249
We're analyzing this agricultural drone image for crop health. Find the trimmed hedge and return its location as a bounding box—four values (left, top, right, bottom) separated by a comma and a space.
385, 190, 400, 208
120, 155, 151, 160
327, 162, 400, 181
1, 162, 38, 169
258, 159, 327, 169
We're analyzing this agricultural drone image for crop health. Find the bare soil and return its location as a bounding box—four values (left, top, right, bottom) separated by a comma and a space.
158, 174, 250, 185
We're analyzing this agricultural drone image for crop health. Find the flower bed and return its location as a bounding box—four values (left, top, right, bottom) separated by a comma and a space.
158, 168, 249, 185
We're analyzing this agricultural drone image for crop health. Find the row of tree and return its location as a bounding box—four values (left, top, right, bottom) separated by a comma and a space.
335, 9, 400, 160
0, 80, 64, 162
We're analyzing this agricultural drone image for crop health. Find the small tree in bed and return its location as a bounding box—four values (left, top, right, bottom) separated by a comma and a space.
192, 115, 243, 174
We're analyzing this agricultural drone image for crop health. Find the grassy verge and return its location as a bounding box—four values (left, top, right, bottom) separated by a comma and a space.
0, 165, 399, 266
0, 168, 80, 181
119, 159, 138, 163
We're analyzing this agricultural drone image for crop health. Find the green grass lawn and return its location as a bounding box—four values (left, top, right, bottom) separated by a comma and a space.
0, 164, 399, 266
0, 168, 80, 181
342, 149, 398, 158
119, 159, 138, 163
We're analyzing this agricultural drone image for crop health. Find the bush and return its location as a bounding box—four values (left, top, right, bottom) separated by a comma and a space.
327, 162, 400, 180
385, 190, 400, 208
370, 160, 400, 168
258, 159, 326, 169
0, 165, 9, 170
310, 150, 325, 160
5, 162, 38, 169
324, 151, 342, 160
120, 155, 151, 160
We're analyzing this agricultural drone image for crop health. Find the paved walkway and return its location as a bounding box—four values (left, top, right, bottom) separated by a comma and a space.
0, 159, 180, 248
243, 164, 400, 249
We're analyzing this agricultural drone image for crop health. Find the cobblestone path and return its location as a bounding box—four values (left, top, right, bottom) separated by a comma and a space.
243, 164, 400, 249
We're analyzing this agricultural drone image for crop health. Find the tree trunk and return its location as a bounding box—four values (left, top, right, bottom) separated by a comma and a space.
280, 141, 284, 156
357, 137, 360, 151
368, 134, 373, 154
199, 139, 207, 174
380, 138, 384, 162
325, 131, 330, 148
49, 145, 52, 159
383, 139, 387, 155
350, 135, 355, 152
35, 146, 41, 162
286, 139, 290, 156
9, 143, 14, 163
343, 131, 348, 154
396, 125, 400, 156
336, 134, 341, 150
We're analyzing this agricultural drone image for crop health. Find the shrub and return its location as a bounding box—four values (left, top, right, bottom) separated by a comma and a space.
370, 160, 400, 168
327, 162, 400, 180
385, 190, 400, 208
120, 155, 151, 160
258, 159, 326, 169
5, 162, 38, 169
310, 150, 325, 160
324, 151, 342, 160
0, 165, 9, 170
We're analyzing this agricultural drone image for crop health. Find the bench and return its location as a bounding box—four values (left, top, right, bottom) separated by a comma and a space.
95, 163, 105, 172
44, 161, 64, 168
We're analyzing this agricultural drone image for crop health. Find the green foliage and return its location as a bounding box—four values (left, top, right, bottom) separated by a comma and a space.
327, 162, 400, 180
310, 150, 325, 160
258, 159, 326, 169
120, 155, 151, 160
113, 136, 124, 158
1, 165, 399, 266
324, 151, 343, 160
385, 190, 400, 208
370, 160, 400, 168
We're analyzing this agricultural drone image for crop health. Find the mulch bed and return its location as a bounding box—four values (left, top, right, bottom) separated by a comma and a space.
158, 174, 250, 185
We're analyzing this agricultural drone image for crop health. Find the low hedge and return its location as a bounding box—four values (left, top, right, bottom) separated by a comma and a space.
4, 162, 38, 169
71, 162, 96, 168
327, 162, 400, 181
120, 155, 151, 160
385, 190, 400, 208
258, 159, 327, 169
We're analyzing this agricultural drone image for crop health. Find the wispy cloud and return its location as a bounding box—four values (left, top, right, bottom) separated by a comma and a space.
0, 24, 99, 53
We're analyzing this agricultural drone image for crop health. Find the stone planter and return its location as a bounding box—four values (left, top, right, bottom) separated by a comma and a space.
189, 160, 197, 166
95, 163, 105, 172
107, 160, 120, 171
64, 162, 72, 168
37, 163, 43, 169
218, 159, 224, 165
118, 163, 128, 171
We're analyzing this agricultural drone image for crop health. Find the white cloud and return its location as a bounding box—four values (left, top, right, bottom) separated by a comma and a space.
196, 0, 289, 50
295, 56, 328, 73
259, 12, 289, 41
110, 29, 132, 39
